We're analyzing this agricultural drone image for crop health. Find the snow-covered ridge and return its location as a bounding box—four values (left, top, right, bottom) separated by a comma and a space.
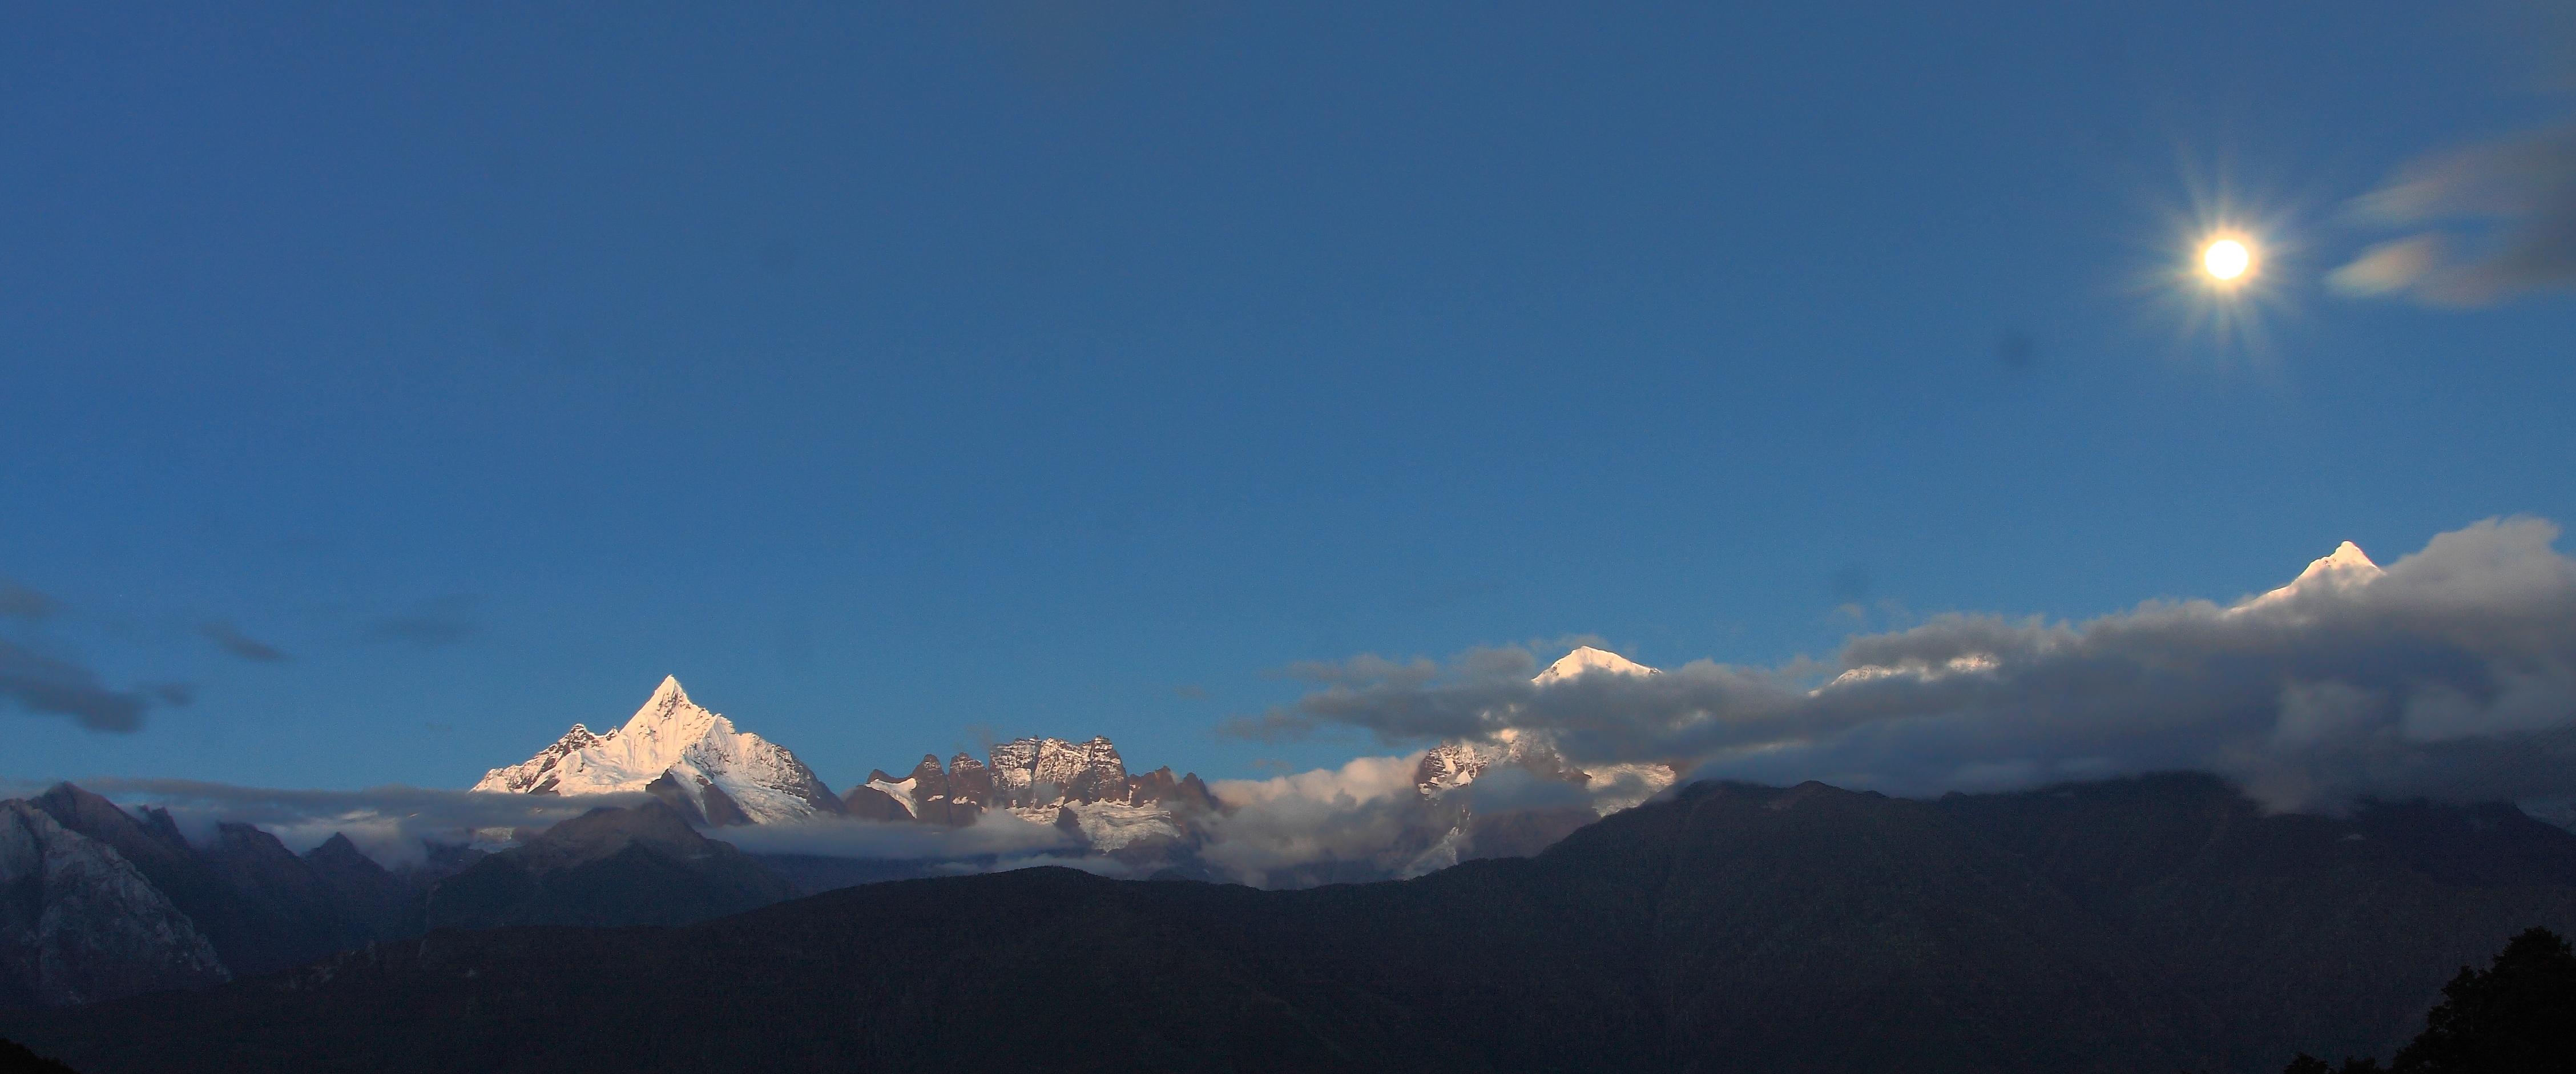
477, 648, 1679, 846
1534, 645, 1660, 685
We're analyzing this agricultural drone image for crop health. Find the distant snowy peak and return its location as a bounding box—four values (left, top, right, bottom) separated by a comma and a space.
1411, 648, 1678, 810
2244, 541, 2383, 609
845, 736, 1215, 852
1533, 646, 1660, 685
471, 676, 842, 825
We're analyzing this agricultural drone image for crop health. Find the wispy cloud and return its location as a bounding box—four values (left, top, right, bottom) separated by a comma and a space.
370, 597, 478, 648
2334, 122, 2576, 304
1240, 518, 2576, 812
0, 580, 63, 622
0, 641, 178, 732
199, 621, 288, 662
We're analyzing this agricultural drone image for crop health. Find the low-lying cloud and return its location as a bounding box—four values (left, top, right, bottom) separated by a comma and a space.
9, 778, 653, 866
715, 811, 1079, 860
1240, 517, 2576, 812
1199, 754, 1448, 886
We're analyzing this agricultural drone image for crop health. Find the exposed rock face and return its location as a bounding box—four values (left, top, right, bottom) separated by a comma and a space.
473, 677, 844, 824
947, 754, 994, 808
0, 801, 225, 1008
991, 737, 1134, 808
863, 755, 981, 827
840, 785, 911, 823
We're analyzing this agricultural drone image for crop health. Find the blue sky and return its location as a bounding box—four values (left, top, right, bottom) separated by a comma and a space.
4, 1, 2571, 793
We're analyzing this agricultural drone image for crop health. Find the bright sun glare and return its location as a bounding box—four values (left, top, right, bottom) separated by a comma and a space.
2202, 238, 2252, 283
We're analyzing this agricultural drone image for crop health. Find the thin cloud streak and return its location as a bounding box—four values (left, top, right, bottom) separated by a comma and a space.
2335, 122, 2576, 304
0, 580, 63, 622
199, 622, 289, 662
716, 812, 1079, 860
0, 641, 174, 732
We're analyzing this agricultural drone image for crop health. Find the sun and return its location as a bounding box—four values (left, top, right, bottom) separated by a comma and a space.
2201, 236, 2254, 283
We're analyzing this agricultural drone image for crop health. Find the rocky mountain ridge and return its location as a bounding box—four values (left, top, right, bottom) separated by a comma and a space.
846, 736, 1220, 852
0, 801, 224, 1008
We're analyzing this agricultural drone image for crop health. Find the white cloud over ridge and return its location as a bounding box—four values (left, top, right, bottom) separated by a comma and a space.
1245, 518, 2576, 811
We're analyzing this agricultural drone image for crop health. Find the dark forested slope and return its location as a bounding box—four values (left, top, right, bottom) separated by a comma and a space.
11, 775, 2575, 1074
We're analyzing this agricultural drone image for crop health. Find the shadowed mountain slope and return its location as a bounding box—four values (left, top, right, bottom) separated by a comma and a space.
423, 799, 796, 930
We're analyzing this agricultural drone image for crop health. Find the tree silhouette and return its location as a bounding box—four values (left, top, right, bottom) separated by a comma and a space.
0, 1036, 80, 1074
2284, 927, 2576, 1074
2389, 927, 2576, 1073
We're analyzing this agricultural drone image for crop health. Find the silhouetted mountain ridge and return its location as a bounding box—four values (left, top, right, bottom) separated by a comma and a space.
9, 773, 2575, 1073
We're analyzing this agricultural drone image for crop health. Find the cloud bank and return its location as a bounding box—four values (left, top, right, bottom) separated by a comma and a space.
1, 779, 654, 866
1241, 518, 2576, 811
714, 811, 1079, 860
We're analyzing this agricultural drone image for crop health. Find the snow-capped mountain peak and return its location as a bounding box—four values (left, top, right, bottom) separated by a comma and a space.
472, 677, 842, 824
1533, 646, 1659, 685
1410, 647, 1678, 808
2243, 541, 2383, 610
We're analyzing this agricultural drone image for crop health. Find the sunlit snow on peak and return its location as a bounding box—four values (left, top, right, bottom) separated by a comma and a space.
2240, 541, 2383, 611
1533, 646, 1660, 685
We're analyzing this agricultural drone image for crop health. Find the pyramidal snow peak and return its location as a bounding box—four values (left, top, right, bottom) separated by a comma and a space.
2243, 540, 2384, 610
472, 676, 842, 825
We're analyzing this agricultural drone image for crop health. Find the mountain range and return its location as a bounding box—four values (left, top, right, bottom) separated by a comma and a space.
0, 649, 1666, 1011
464, 651, 1684, 876
10, 772, 2576, 1073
